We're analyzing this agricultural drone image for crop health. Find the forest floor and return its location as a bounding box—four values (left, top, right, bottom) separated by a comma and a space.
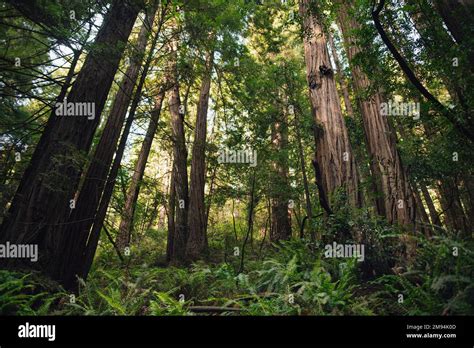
1, 222, 473, 316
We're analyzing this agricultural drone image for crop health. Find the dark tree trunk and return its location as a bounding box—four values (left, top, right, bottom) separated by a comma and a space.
58, 4, 157, 258
438, 179, 470, 237
420, 183, 442, 227
1, 43, 83, 220
460, 175, 474, 226
79, 71, 148, 286
270, 110, 292, 242
239, 171, 257, 273
204, 165, 217, 235
0, 0, 140, 283
69, 5, 168, 287
433, 0, 474, 67
57, 6, 163, 288
185, 50, 214, 261
412, 184, 431, 236
167, 39, 189, 264
116, 89, 165, 250
166, 166, 176, 263
294, 107, 314, 240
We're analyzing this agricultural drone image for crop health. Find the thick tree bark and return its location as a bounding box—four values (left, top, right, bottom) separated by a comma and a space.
438, 179, 470, 237
336, 0, 415, 227
56, 7, 163, 288
167, 38, 189, 264
116, 89, 165, 250
328, 31, 354, 118
59, 5, 157, 256
71, 5, 168, 287
185, 50, 214, 261
0, 0, 140, 282
299, 0, 361, 210
270, 110, 292, 242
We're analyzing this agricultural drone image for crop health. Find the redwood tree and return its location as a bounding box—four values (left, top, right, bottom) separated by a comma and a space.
167, 37, 189, 264
0, 0, 141, 283
186, 50, 214, 261
299, 0, 361, 211
335, 0, 415, 227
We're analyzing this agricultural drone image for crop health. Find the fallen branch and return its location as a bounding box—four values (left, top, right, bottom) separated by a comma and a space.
188, 306, 242, 313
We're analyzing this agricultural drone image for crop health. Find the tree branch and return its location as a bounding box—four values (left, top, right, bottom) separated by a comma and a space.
372, 0, 474, 141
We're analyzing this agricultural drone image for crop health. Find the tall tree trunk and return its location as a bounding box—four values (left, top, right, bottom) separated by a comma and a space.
204, 165, 217, 235
299, 0, 361, 211
294, 106, 314, 241
71, 5, 168, 287
420, 183, 442, 226
79, 71, 148, 286
433, 0, 474, 67
412, 184, 431, 235
166, 165, 176, 263
57, 6, 164, 288
116, 89, 165, 250
270, 110, 292, 242
167, 38, 189, 264
460, 175, 474, 225
328, 31, 354, 118
0, 0, 140, 282
1, 43, 84, 220
336, 0, 415, 227
185, 50, 214, 261
58, 4, 157, 258
239, 170, 257, 273
438, 179, 470, 237
144, 189, 162, 233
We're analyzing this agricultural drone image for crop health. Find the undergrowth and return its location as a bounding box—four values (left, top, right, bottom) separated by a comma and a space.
1, 225, 473, 316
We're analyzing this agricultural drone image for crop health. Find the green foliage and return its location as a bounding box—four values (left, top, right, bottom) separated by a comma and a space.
1, 230, 473, 316
149, 291, 192, 316
0, 271, 64, 315
1, 0, 473, 320
367, 234, 474, 315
